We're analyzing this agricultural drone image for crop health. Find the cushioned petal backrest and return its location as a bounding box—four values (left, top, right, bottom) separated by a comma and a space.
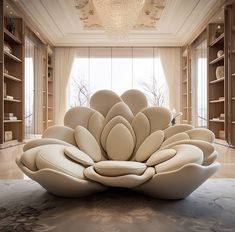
90, 90, 122, 117
131, 112, 151, 153
87, 111, 105, 145
101, 115, 136, 151
74, 126, 102, 162
42, 125, 76, 146
106, 102, 134, 123
121, 89, 148, 115
64, 107, 96, 129
105, 123, 134, 161
135, 130, 164, 162
141, 107, 172, 133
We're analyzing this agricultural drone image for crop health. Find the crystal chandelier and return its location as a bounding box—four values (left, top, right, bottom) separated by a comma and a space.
92, 0, 145, 39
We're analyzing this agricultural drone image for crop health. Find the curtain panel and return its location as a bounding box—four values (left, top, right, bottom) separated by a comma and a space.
54, 48, 77, 124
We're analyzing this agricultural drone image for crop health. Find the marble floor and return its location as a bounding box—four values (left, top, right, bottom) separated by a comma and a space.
0, 179, 235, 232
0, 142, 234, 179
0, 141, 234, 232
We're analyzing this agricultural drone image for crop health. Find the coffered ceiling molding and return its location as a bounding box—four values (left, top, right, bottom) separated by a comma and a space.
14, 0, 223, 46
74, 0, 166, 29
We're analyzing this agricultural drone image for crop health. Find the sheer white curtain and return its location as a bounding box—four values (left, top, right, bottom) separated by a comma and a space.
191, 34, 207, 127
158, 47, 181, 113
54, 48, 77, 124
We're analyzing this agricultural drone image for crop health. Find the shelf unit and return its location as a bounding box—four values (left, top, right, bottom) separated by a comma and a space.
207, 22, 227, 140
227, 2, 235, 146
0, 1, 24, 148
181, 46, 192, 124
42, 45, 54, 131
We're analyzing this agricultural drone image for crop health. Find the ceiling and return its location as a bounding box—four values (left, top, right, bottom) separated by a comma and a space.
75, 0, 166, 30
12, 0, 223, 46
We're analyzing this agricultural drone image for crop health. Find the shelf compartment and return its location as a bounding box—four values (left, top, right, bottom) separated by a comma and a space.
209, 77, 224, 84
210, 99, 225, 103
4, 28, 22, 44
4, 98, 22, 103
209, 55, 224, 65
4, 120, 22, 123
210, 33, 224, 47
4, 73, 21, 82
209, 119, 225, 122
4, 51, 22, 62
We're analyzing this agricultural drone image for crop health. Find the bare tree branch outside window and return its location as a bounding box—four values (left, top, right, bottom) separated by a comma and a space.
140, 77, 166, 107
70, 75, 90, 107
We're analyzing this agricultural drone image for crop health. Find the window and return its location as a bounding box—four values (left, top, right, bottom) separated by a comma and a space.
67, 47, 168, 109
24, 37, 35, 139
191, 37, 207, 127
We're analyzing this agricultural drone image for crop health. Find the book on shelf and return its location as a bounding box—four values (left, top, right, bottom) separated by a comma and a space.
5, 95, 14, 100
0, 139, 18, 149
4, 116, 17, 120
4, 113, 14, 117
4, 83, 6, 97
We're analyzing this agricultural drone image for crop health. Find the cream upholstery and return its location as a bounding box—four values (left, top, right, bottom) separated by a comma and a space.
135, 130, 164, 162
17, 89, 220, 199
64, 147, 94, 166
74, 126, 102, 162
94, 161, 146, 177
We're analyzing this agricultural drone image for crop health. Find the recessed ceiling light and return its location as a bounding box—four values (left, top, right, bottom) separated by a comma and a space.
218, 17, 221, 20
10, 11, 13, 14
6, 5, 9, 8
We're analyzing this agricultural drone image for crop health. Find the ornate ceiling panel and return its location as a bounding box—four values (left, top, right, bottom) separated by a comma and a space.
13, 0, 222, 46
74, 0, 166, 29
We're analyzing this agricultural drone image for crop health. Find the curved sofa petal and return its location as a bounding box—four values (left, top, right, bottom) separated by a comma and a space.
42, 125, 77, 146
84, 166, 155, 188
16, 158, 106, 198
23, 138, 75, 152
121, 89, 148, 116
135, 161, 220, 199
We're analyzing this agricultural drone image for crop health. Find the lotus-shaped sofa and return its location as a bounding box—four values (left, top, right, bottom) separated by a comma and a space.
16, 89, 220, 199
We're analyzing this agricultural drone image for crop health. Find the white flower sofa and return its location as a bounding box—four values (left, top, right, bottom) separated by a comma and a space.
16, 89, 220, 199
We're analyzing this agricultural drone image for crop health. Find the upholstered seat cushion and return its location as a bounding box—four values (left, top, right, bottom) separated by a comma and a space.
35, 144, 85, 179
94, 161, 147, 177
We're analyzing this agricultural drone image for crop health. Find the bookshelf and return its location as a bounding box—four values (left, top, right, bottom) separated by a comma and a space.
42, 45, 54, 131
207, 22, 226, 141
181, 46, 191, 124
227, 2, 235, 146
0, 1, 24, 148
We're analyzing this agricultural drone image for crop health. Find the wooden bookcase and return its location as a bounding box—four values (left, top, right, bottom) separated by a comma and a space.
42, 45, 54, 131
227, 3, 235, 146
181, 46, 192, 124
207, 22, 227, 141
0, 1, 24, 148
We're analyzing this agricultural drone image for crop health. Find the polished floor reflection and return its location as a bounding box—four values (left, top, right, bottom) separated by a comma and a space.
0, 143, 234, 179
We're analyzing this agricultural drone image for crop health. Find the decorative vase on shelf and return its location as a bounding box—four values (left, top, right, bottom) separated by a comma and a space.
217, 50, 224, 58
6, 17, 15, 35
214, 25, 223, 38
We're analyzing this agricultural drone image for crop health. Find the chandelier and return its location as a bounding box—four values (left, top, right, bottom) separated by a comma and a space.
92, 0, 145, 39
